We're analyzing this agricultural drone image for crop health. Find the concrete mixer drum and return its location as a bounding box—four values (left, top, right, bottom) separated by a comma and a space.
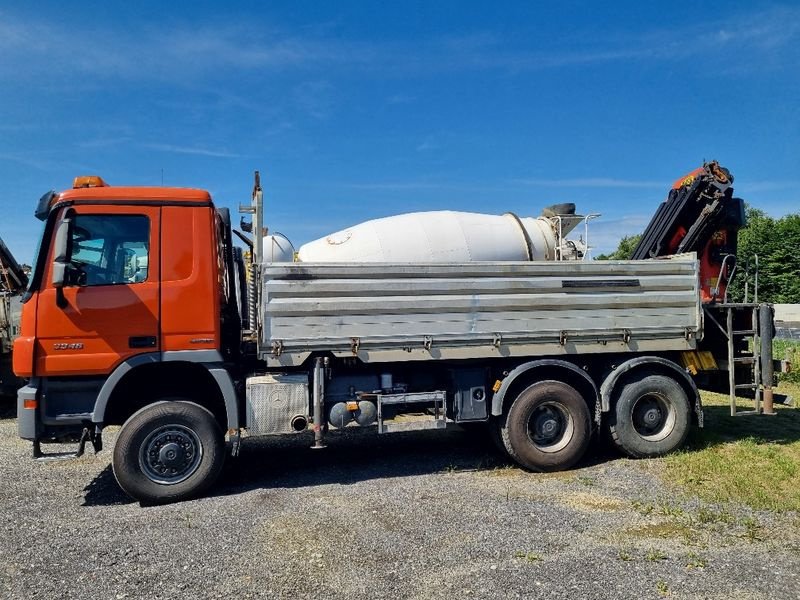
296, 204, 590, 263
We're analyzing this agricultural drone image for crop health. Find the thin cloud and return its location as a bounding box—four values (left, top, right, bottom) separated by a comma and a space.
387, 94, 416, 105
512, 177, 666, 189
735, 180, 800, 193
325, 176, 667, 193
360, 5, 800, 75
0, 13, 355, 81
340, 181, 465, 191
142, 143, 243, 158
292, 80, 336, 119
0, 151, 58, 171
78, 137, 133, 149
586, 214, 651, 255
592, 214, 652, 228
1, 5, 797, 83
416, 136, 438, 152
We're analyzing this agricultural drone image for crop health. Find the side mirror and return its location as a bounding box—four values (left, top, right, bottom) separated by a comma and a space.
52, 214, 72, 289
52, 213, 74, 308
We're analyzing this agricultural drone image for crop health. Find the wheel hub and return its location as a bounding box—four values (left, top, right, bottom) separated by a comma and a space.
642, 407, 662, 427
158, 442, 186, 467
139, 425, 203, 485
631, 394, 674, 439
528, 403, 570, 450
537, 415, 559, 438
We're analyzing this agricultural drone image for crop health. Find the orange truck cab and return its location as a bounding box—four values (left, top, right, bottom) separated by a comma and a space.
14, 177, 243, 478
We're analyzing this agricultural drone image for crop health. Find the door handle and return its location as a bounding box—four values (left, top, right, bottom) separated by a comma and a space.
129, 336, 157, 348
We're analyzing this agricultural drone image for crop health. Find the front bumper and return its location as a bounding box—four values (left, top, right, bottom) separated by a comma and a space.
17, 379, 40, 440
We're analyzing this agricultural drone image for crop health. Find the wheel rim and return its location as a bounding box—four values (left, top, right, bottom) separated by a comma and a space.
630, 393, 676, 442
139, 425, 203, 485
526, 401, 574, 453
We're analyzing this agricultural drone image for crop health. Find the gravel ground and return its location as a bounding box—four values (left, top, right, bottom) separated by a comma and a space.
1, 401, 798, 600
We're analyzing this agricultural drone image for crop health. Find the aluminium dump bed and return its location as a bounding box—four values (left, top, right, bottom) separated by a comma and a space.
261, 257, 701, 367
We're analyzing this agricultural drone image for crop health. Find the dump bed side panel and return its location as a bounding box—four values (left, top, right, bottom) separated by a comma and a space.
261, 259, 700, 367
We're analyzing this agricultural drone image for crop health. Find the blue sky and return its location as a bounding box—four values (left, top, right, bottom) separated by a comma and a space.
1, 1, 798, 262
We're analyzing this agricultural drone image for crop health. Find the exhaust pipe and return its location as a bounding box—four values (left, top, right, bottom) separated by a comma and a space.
291, 415, 308, 432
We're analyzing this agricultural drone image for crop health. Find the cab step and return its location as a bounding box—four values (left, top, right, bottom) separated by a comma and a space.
33, 427, 102, 461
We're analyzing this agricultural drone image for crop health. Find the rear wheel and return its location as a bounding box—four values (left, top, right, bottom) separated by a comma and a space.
608, 373, 690, 458
498, 380, 591, 471
113, 400, 225, 504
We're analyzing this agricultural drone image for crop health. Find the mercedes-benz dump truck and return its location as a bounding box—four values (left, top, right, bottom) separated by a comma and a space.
14, 163, 777, 503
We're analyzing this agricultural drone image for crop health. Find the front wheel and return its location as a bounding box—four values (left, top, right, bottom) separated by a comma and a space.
498, 380, 592, 471
113, 400, 225, 504
608, 373, 691, 458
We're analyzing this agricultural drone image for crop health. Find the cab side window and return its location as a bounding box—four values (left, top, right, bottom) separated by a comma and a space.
70, 215, 150, 286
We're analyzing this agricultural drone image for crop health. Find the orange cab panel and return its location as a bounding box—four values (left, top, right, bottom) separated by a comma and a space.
12, 294, 38, 378
35, 205, 161, 377
160, 205, 220, 352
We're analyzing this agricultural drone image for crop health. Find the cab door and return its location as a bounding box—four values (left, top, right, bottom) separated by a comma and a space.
35, 205, 161, 377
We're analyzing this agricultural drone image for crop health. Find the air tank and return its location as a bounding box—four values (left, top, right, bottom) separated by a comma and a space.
263, 233, 295, 262
296, 207, 585, 263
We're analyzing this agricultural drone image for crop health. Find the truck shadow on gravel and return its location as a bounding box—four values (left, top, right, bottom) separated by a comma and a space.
83, 467, 131, 506
0, 399, 15, 420
82, 403, 800, 506
82, 427, 621, 506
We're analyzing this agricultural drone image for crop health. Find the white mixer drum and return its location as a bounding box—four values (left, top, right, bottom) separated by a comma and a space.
297, 211, 567, 262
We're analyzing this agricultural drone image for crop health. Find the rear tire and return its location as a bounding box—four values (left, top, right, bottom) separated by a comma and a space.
113, 400, 225, 504
608, 373, 690, 458
499, 380, 591, 471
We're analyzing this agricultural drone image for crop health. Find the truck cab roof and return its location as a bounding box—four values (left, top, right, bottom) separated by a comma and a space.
37, 178, 213, 220
58, 185, 212, 203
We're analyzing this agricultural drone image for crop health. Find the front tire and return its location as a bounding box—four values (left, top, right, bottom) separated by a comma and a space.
498, 380, 592, 471
113, 400, 225, 504
608, 373, 691, 458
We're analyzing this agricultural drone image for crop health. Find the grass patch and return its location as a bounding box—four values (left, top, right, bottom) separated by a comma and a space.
774, 339, 800, 384
664, 381, 800, 512
626, 521, 693, 541
617, 548, 634, 561
695, 506, 734, 524
631, 500, 684, 518
685, 551, 707, 569
623, 499, 776, 547
485, 464, 522, 478
646, 548, 667, 562
740, 517, 762, 542
562, 491, 624, 512
513, 550, 542, 562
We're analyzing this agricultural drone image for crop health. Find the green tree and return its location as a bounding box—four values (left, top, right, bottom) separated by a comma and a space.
596, 208, 800, 303
595, 234, 642, 260
728, 208, 800, 303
